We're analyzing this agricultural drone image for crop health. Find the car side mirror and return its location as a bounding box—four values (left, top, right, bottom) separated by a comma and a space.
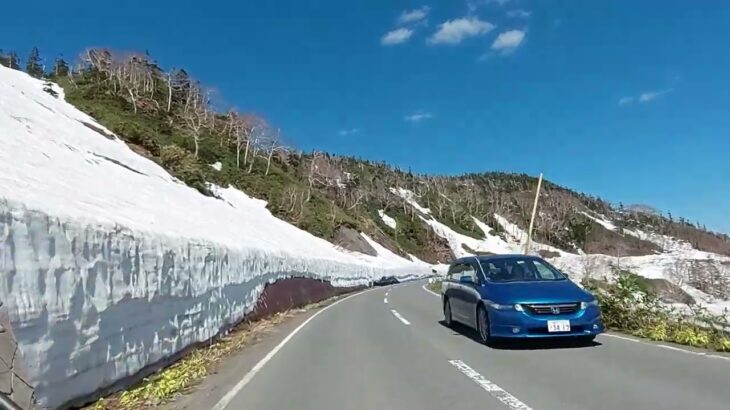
459, 275, 475, 285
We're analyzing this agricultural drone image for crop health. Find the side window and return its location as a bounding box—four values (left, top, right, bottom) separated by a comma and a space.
447, 263, 463, 281
461, 263, 477, 282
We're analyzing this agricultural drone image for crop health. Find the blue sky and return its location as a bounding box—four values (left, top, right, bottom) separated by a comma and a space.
2, 0, 729, 232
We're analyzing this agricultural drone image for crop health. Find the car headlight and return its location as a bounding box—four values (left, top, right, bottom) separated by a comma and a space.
487, 301, 523, 311
581, 299, 599, 309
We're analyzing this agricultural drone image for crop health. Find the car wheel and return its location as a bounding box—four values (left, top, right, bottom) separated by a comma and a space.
477, 305, 492, 345
444, 299, 453, 327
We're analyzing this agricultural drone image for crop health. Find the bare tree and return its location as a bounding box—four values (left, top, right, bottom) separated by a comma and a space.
179, 84, 210, 158
265, 128, 284, 176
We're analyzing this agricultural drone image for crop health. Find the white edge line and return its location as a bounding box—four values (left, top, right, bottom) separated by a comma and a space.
422, 284, 440, 297
390, 309, 411, 325
449, 359, 532, 410
211, 287, 377, 410
602, 333, 730, 362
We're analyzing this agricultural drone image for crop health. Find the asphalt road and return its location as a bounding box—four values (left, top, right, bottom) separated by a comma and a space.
214, 280, 730, 410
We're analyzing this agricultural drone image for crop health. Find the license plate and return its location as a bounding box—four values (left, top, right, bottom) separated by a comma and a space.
547, 320, 571, 332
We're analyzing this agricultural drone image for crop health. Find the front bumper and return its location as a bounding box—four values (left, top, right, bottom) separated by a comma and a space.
488, 306, 605, 338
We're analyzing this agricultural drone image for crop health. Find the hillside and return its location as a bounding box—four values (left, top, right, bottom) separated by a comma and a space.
13, 48, 725, 261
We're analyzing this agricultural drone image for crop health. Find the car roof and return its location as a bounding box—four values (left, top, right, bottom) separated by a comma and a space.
450, 254, 543, 265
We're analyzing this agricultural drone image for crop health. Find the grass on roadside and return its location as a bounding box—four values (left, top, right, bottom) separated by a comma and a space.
427, 280, 442, 294
88, 296, 342, 410
584, 272, 730, 352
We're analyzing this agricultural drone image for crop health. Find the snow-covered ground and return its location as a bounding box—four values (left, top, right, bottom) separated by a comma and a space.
392, 188, 730, 317
377, 209, 397, 230
389, 187, 431, 215
0, 66, 432, 408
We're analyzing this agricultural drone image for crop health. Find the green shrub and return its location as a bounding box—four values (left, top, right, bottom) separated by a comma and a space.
159, 145, 212, 196
585, 271, 729, 352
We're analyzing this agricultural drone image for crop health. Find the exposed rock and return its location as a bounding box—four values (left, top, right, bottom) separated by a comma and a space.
462, 243, 495, 256
333, 226, 377, 256
645, 278, 695, 305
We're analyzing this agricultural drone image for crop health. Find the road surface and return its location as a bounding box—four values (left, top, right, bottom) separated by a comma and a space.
202, 280, 730, 410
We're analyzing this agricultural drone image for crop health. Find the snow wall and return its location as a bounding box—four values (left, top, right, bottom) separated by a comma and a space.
0, 66, 432, 408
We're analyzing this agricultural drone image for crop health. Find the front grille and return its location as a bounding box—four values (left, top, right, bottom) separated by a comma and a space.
523, 303, 580, 315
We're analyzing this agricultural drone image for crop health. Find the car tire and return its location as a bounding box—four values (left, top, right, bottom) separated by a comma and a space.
444, 299, 453, 328
476, 304, 492, 345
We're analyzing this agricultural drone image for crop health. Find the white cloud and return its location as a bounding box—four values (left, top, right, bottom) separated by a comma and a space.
506, 9, 531, 18
338, 128, 361, 136
639, 89, 672, 102
618, 96, 634, 106
619, 89, 673, 106
381, 28, 414, 45
491, 29, 526, 53
404, 111, 433, 122
398, 6, 430, 25
428, 17, 495, 45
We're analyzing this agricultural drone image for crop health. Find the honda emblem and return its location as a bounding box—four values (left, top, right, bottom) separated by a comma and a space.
550, 306, 560, 315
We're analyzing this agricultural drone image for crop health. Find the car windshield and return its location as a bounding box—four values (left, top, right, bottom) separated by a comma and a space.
480, 258, 567, 283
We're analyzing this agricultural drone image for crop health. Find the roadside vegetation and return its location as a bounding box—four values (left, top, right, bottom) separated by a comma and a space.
585, 272, 730, 352
427, 280, 442, 294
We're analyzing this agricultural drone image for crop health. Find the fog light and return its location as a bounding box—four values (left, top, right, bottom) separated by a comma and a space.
512, 327, 520, 334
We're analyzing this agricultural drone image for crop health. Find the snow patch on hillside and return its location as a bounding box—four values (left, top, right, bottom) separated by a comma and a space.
389, 187, 431, 215
0, 66, 431, 408
580, 211, 617, 231
420, 215, 518, 257
493, 214, 570, 256
378, 210, 397, 230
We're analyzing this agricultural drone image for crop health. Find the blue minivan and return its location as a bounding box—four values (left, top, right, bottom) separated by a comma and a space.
441, 255, 604, 344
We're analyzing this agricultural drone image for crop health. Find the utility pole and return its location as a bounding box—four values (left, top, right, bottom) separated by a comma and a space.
524, 173, 543, 255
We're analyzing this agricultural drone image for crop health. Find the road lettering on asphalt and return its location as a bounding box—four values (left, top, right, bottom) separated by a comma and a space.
391, 309, 411, 325
449, 360, 533, 410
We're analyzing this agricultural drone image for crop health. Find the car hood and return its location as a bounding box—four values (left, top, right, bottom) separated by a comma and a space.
487, 280, 590, 304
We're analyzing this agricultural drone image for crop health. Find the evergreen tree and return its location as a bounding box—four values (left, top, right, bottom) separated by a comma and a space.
26, 47, 44, 78
8, 51, 21, 70
0, 49, 9, 67
52, 56, 69, 77
0, 50, 21, 69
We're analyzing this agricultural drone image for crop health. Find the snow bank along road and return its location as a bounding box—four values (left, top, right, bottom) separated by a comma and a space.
192, 280, 730, 410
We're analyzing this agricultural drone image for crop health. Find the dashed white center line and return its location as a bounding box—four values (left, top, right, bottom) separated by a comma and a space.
449, 360, 533, 410
384, 297, 388, 304
390, 309, 411, 325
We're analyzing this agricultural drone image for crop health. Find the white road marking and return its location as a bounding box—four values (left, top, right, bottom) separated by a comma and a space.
390, 309, 411, 325
602, 333, 730, 362
449, 360, 533, 410
211, 288, 378, 410
422, 284, 440, 297
384, 297, 388, 304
